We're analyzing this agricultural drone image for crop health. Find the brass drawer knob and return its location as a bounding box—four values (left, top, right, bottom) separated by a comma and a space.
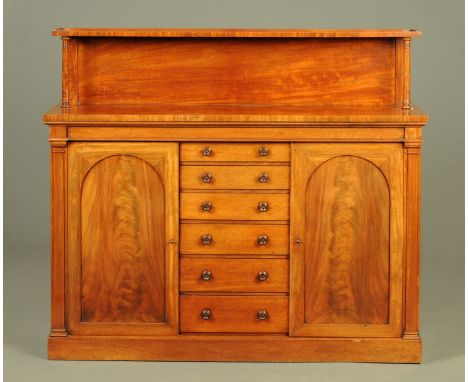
257, 202, 269, 212
258, 146, 269, 156
201, 201, 213, 212
202, 147, 212, 156
257, 310, 269, 320
201, 173, 213, 183
258, 173, 269, 183
257, 235, 269, 245
257, 271, 268, 281
201, 309, 212, 320
201, 234, 213, 245
201, 270, 212, 281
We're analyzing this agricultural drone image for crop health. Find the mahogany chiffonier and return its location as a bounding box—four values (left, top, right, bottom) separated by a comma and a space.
44, 28, 428, 362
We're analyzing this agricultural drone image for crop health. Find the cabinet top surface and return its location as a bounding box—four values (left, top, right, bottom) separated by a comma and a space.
52, 28, 421, 38
43, 104, 428, 125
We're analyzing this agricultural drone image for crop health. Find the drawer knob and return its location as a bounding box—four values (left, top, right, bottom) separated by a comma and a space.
257, 271, 268, 281
201, 234, 213, 245
258, 173, 269, 183
202, 147, 212, 156
257, 310, 269, 320
258, 235, 269, 246
201, 270, 212, 281
258, 146, 269, 156
201, 201, 213, 212
257, 202, 269, 212
201, 173, 213, 183
201, 309, 212, 320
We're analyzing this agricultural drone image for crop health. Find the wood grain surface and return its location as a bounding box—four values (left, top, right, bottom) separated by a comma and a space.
52, 28, 422, 38
67, 142, 179, 336
75, 38, 396, 107
180, 223, 289, 255
290, 143, 403, 338
304, 156, 390, 325
181, 165, 290, 190
180, 257, 289, 292
48, 335, 422, 362
404, 128, 422, 339
43, 104, 429, 124
180, 143, 290, 162
49, 126, 68, 336
180, 295, 288, 333
81, 155, 166, 323
64, 126, 408, 144
180, 192, 289, 221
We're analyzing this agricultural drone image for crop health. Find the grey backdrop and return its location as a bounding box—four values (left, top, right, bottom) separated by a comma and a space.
4, 0, 464, 381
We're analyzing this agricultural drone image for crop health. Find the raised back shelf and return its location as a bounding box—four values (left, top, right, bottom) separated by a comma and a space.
56, 28, 420, 109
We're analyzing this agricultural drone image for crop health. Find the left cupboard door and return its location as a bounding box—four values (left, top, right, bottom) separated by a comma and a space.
67, 142, 179, 336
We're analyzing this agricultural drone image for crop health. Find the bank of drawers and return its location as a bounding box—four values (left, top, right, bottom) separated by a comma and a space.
180, 143, 290, 334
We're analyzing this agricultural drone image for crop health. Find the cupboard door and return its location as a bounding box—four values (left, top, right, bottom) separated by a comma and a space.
67, 142, 178, 335
290, 144, 403, 337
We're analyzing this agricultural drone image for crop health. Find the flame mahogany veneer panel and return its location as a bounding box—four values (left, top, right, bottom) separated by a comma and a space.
77, 38, 396, 106
304, 156, 390, 325
81, 155, 166, 323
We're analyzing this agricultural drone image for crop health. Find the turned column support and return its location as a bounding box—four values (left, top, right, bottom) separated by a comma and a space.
402, 37, 412, 110
61, 37, 78, 108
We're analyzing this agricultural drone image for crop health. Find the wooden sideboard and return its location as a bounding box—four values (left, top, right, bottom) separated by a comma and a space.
44, 28, 427, 362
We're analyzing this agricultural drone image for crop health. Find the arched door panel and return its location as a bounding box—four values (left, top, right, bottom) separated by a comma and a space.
67, 143, 178, 336
290, 144, 403, 337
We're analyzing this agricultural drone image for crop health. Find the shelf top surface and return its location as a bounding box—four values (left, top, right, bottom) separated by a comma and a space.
52, 28, 422, 38
43, 104, 428, 125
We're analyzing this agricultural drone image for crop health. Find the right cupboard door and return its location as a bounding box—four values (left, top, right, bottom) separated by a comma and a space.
290, 143, 403, 337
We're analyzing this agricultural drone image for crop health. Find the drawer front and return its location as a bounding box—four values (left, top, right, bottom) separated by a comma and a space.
180, 295, 288, 333
180, 258, 289, 292
180, 224, 289, 255
180, 165, 290, 190
181, 193, 289, 221
181, 143, 290, 162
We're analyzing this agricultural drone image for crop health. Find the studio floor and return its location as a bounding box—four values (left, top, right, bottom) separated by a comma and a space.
4, 251, 464, 382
